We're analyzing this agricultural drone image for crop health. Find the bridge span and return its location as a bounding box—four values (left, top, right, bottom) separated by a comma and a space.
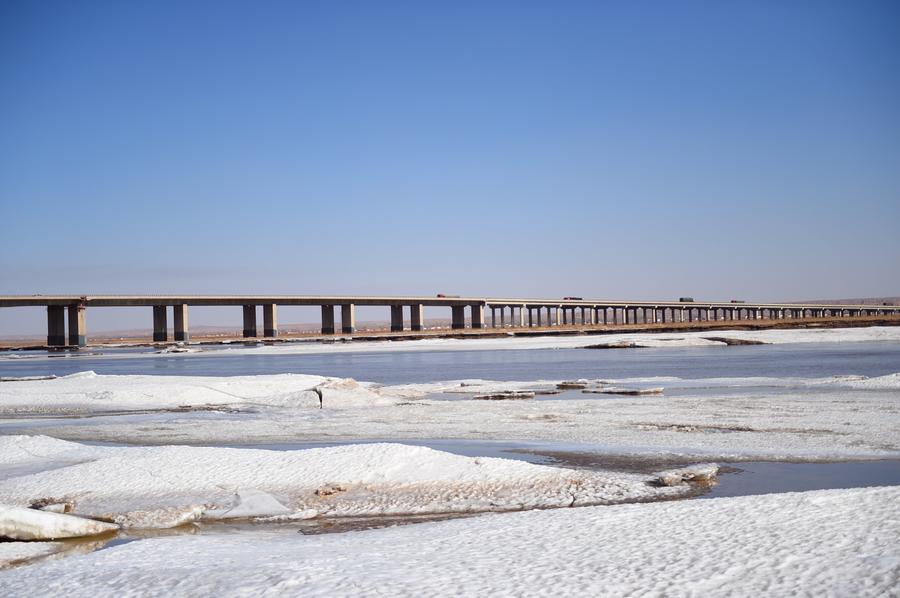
1, 295, 898, 347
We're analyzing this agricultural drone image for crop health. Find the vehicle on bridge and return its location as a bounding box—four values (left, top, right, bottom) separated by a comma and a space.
730, 300, 746, 303
679, 297, 694, 302
436, 294, 460, 298
562, 296, 583, 300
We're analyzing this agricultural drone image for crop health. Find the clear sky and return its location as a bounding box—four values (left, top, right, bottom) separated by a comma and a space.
2, 1, 899, 334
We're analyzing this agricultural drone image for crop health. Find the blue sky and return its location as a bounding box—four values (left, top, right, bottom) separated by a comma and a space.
1, 1, 899, 333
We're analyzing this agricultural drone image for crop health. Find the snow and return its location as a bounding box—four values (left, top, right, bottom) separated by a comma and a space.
0, 505, 118, 540
0, 542, 62, 569
0, 437, 705, 528
0, 486, 897, 597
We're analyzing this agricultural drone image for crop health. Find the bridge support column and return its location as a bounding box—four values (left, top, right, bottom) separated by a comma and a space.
490, 308, 496, 328
321, 305, 335, 335
528, 308, 534, 327
390, 305, 404, 332
258, 304, 275, 338
242, 305, 257, 338
174, 304, 189, 341
47, 305, 66, 347
409, 304, 422, 332
471, 305, 485, 329
536, 308, 542, 326
451, 306, 465, 329
340, 304, 356, 334
518, 305, 526, 327
500, 308, 506, 327
153, 306, 168, 342
67, 304, 87, 346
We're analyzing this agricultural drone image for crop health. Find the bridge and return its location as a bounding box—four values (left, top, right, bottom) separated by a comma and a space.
1, 295, 898, 347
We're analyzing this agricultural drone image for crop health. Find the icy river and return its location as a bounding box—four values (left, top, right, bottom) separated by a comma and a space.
1, 326, 899, 595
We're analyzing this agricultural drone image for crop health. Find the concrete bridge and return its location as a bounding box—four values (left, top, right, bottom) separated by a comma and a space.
1, 295, 898, 347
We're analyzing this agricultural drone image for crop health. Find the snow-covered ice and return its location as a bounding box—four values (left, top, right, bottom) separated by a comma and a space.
4, 370, 898, 460
0, 485, 897, 597
0, 372, 398, 415
0, 436, 706, 528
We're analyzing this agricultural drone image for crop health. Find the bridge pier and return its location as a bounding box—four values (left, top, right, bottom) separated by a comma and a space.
174, 304, 189, 341
409, 304, 423, 332
471, 305, 485, 329
67, 304, 86, 346
153, 306, 168, 342
242, 305, 257, 338
321, 305, 335, 335
390, 305, 404, 332
342, 304, 356, 333
263, 304, 277, 338
451, 306, 465, 329
46, 305, 66, 347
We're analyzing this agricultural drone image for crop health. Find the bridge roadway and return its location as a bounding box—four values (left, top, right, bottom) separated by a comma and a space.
1, 295, 897, 347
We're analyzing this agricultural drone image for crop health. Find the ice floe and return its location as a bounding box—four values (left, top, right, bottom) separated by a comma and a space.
0, 505, 118, 540
0, 436, 709, 529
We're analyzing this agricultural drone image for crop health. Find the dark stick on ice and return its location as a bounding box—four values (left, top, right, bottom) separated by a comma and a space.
314, 386, 323, 409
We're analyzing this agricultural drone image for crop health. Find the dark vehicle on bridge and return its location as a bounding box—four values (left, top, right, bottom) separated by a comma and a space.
730, 300, 746, 303
436, 294, 460, 298
679, 297, 694, 302
562, 296, 583, 300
